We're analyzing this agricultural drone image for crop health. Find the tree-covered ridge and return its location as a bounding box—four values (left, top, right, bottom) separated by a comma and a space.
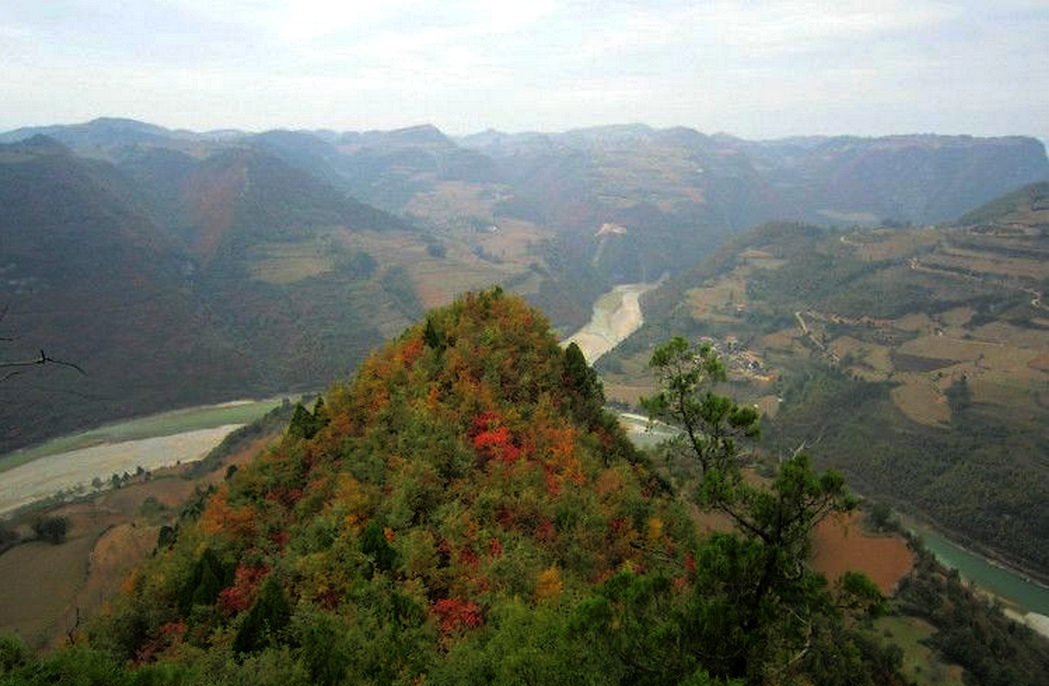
1, 290, 905, 685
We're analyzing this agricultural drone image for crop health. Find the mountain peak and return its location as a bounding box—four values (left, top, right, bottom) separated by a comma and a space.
378, 123, 453, 147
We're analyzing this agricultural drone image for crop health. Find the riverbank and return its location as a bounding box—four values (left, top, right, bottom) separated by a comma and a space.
905, 517, 1049, 638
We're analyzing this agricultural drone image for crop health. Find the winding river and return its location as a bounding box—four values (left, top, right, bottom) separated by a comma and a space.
564, 281, 658, 364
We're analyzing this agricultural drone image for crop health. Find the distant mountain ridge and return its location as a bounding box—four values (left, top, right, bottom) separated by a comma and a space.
1, 117, 1047, 452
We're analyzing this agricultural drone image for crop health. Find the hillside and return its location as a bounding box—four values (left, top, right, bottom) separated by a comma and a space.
4, 292, 1049, 686
0, 137, 261, 451
0, 139, 533, 454
0, 290, 912, 686
602, 190, 1049, 577
5, 119, 1045, 297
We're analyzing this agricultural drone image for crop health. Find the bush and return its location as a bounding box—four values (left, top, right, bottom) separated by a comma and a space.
32, 515, 69, 544
0, 632, 32, 675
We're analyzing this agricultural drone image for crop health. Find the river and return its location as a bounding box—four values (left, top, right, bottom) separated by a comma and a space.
0, 397, 286, 515
564, 281, 658, 363
907, 521, 1049, 636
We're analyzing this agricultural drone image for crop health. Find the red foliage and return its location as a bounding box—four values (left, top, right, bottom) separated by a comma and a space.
134, 620, 187, 665
469, 412, 522, 464
269, 530, 291, 550
432, 598, 484, 634
218, 565, 269, 615
460, 546, 480, 568
535, 518, 557, 544
488, 537, 503, 558
318, 588, 342, 610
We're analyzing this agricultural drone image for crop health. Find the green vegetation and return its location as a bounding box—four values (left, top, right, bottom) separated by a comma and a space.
0, 291, 910, 685
895, 544, 1049, 686
30, 516, 68, 545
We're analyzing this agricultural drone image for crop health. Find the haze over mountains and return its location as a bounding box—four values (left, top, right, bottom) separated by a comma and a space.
1, 117, 1046, 455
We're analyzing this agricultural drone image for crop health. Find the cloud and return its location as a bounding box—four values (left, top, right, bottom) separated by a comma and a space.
0, 0, 1045, 137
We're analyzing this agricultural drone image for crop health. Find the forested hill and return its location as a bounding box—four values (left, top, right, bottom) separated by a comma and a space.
1, 289, 910, 686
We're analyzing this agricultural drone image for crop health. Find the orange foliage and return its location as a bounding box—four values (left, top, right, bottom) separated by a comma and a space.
432, 598, 484, 634
198, 486, 257, 540
396, 336, 425, 369
535, 566, 563, 601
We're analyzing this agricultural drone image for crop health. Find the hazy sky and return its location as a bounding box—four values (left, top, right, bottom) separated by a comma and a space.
3, 0, 1047, 139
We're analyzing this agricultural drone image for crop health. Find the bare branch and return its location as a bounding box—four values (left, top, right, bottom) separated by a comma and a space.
0, 349, 87, 383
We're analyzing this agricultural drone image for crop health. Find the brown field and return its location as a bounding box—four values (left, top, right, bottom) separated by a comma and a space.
604, 382, 657, 406
890, 375, 951, 427
688, 505, 915, 598
939, 307, 975, 327
828, 336, 892, 380
410, 258, 520, 310
685, 277, 748, 322
403, 181, 504, 222
247, 241, 333, 284
971, 321, 1049, 349
738, 249, 786, 270
0, 535, 97, 648
754, 395, 781, 419
927, 245, 1048, 281
897, 334, 999, 362
811, 512, 915, 595
892, 352, 956, 373
842, 229, 940, 262
757, 329, 803, 353
0, 434, 281, 650
894, 312, 936, 333
474, 218, 551, 265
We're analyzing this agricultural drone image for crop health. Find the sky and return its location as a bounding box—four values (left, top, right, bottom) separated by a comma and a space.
2, 0, 1047, 140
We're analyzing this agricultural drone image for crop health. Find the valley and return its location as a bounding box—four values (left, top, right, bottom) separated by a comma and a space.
0, 118, 1048, 685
